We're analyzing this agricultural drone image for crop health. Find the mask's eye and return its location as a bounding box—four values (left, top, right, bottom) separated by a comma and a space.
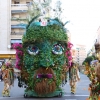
52, 44, 64, 55
27, 45, 39, 55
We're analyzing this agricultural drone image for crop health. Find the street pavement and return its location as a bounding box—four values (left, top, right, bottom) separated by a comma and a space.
0, 73, 90, 100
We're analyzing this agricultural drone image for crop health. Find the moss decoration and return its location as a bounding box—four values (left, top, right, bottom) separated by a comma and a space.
15, 16, 71, 97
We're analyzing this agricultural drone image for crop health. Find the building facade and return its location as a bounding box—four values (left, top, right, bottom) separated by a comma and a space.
0, 0, 69, 60
0, 0, 14, 59
96, 26, 100, 44
0, 0, 33, 59
94, 26, 100, 60
0, 0, 87, 65
74, 44, 87, 65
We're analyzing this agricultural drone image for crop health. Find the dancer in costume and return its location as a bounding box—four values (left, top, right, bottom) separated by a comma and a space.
2, 58, 14, 97
84, 59, 100, 99
69, 61, 80, 94
88, 63, 100, 100
2, 79, 10, 97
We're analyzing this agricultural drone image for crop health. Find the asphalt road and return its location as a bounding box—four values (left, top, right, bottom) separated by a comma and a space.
0, 73, 90, 100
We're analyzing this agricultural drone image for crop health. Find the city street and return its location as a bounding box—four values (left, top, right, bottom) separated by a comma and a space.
0, 0, 100, 100
0, 73, 90, 100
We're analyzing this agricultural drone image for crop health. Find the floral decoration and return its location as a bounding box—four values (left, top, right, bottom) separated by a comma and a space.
65, 42, 73, 67
12, 43, 23, 69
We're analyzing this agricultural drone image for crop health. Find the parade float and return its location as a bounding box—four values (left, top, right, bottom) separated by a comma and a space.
13, 15, 73, 98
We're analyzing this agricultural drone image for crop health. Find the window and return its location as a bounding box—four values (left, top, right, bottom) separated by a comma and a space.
26, 2, 30, 4
14, 1, 19, 4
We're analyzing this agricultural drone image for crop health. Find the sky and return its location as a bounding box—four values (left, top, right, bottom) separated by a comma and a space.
53, 0, 100, 52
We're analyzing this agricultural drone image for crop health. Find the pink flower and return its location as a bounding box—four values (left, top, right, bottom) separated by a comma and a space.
13, 43, 23, 70
12, 43, 22, 50
67, 42, 73, 48
66, 42, 73, 67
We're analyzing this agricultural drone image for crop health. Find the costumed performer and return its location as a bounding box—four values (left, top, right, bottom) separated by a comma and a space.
69, 60, 80, 94
2, 58, 14, 97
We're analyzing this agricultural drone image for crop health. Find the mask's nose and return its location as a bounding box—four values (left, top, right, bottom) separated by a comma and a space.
39, 57, 53, 67
39, 41, 53, 67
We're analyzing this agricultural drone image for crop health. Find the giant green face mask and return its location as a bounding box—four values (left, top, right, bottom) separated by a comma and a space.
16, 16, 69, 97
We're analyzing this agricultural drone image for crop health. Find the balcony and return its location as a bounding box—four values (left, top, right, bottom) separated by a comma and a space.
11, 4, 28, 13
11, 17, 27, 21
11, 23, 27, 29
11, 32, 24, 35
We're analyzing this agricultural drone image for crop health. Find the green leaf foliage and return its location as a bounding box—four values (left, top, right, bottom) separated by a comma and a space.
20, 16, 69, 96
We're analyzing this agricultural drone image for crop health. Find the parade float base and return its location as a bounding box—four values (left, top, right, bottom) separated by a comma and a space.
24, 90, 63, 98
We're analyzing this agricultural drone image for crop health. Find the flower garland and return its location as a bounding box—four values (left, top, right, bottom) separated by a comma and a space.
66, 42, 73, 67
12, 43, 23, 70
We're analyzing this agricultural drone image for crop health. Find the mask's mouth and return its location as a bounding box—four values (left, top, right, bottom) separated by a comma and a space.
34, 67, 56, 95
37, 74, 53, 78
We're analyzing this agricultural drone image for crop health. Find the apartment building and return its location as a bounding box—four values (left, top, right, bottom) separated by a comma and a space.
0, 0, 71, 63
11, 0, 29, 48
0, 0, 32, 60
96, 26, 100, 44
74, 44, 87, 65
94, 26, 100, 59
